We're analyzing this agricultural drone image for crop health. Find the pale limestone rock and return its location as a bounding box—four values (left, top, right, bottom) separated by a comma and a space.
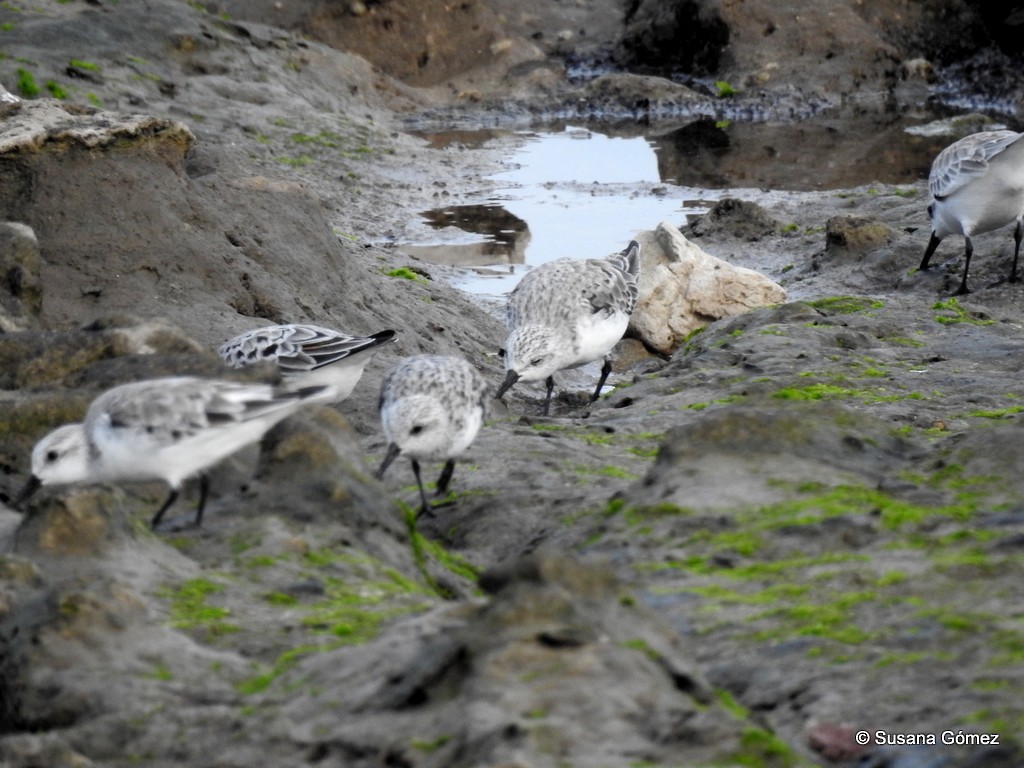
0, 99, 194, 155
629, 221, 786, 354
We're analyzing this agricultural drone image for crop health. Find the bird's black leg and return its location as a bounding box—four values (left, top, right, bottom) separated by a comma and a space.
591, 358, 613, 403
150, 488, 180, 530
953, 237, 973, 296
411, 459, 432, 518
1010, 221, 1022, 284
435, 459, 456, 497
193, 474, 210, 528
541, 376, 555, 416
919, 232, 941, 271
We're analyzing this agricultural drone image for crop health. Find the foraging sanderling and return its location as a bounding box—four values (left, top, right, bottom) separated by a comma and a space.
375, 355, 487, 518
14, 376, 334, 528
218, 323, 397, 402
919, 130, 1024, 295
495, 240, 641, 415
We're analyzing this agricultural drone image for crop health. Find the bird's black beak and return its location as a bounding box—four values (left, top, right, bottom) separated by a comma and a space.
12, 475, 41, 511
376, 443, 401, 480
495, 369, 519, 401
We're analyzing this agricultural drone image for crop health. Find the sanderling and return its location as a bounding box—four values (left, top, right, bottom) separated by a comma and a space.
14, 376, 333, 528
919, 130, 1024, 295
218, 324, 397, 402
375, 355, 487, 518
495, 239, 641, 415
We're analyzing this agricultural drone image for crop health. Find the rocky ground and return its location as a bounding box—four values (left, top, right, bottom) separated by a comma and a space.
1, 1, 1024, 767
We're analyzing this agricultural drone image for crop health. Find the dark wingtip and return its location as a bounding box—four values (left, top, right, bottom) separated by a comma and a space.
372, 329, 398, 345
291, 384, 333, 401
622, 240, 641, 276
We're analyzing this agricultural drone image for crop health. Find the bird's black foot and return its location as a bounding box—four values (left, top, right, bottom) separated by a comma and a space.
416, 501, 452, 520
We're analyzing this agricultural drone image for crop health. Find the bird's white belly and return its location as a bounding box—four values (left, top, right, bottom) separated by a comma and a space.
92, 418, 271, 488
290, 358, 367, 401
448, 408, 484, 457
573, 310, 629, 366
944, 170, 1024, 237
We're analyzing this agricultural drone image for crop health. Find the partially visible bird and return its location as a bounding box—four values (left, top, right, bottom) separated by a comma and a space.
218, 324, 397, 402
918, 130, 1024, 295
0, 83, 19, 104
14, 376, 334, 529
495, 240, 641, 415
375, 355, 488, 518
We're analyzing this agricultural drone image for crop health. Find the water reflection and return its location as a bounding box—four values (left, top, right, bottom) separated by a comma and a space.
401, 204, 530, 269
648, 117, 951, 190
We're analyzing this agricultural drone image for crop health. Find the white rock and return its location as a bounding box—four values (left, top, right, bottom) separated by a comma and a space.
629, 221, 786, 354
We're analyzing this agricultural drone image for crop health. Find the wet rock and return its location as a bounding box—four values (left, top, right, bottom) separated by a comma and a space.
688, 197, 780, 241
0, 734, 95, 768
807, 720, 865, 762
271, 554, 784, 767
0, 222, 42, 330
252, 407, 425, 578
13, 489, 138, 558
581, 71, 703, 111
825, 214, 899, 259
0, 318, 214, 392
620, 0, 730, 77
629, 221, 786, 354
632, 399, 911, 511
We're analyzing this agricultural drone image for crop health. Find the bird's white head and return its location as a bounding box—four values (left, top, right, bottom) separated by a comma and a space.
503, 325, 565, 384
381, 394, 451, 461
30, 423, 91, 486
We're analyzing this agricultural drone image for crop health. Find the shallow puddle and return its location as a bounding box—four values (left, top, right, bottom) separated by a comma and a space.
399, 116, 963, 298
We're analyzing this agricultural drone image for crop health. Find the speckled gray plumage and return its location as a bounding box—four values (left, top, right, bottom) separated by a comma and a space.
928, 130, 1023, 200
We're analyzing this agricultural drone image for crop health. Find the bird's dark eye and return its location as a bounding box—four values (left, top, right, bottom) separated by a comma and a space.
410, 425, 424, 435
46, 450, 59, 462
530, 357, 544, 367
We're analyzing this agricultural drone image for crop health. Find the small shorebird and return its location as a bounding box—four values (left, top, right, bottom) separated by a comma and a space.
218, 324, 396, 402
919, 130, 1024, 295
495, 240, 641, 415
375, 355, 487, 518
15, 377, 334, 528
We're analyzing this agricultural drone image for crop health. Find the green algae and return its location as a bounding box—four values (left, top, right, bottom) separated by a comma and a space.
806, 296, 884, 314
159, 578, 238, 636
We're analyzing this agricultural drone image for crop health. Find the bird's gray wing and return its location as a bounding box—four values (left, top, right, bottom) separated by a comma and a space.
274, 326, 396, 373
89, 377, 314, 443
219, 324, 396, 373
585, 256, 639, 316
929, 130, 1023, 199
